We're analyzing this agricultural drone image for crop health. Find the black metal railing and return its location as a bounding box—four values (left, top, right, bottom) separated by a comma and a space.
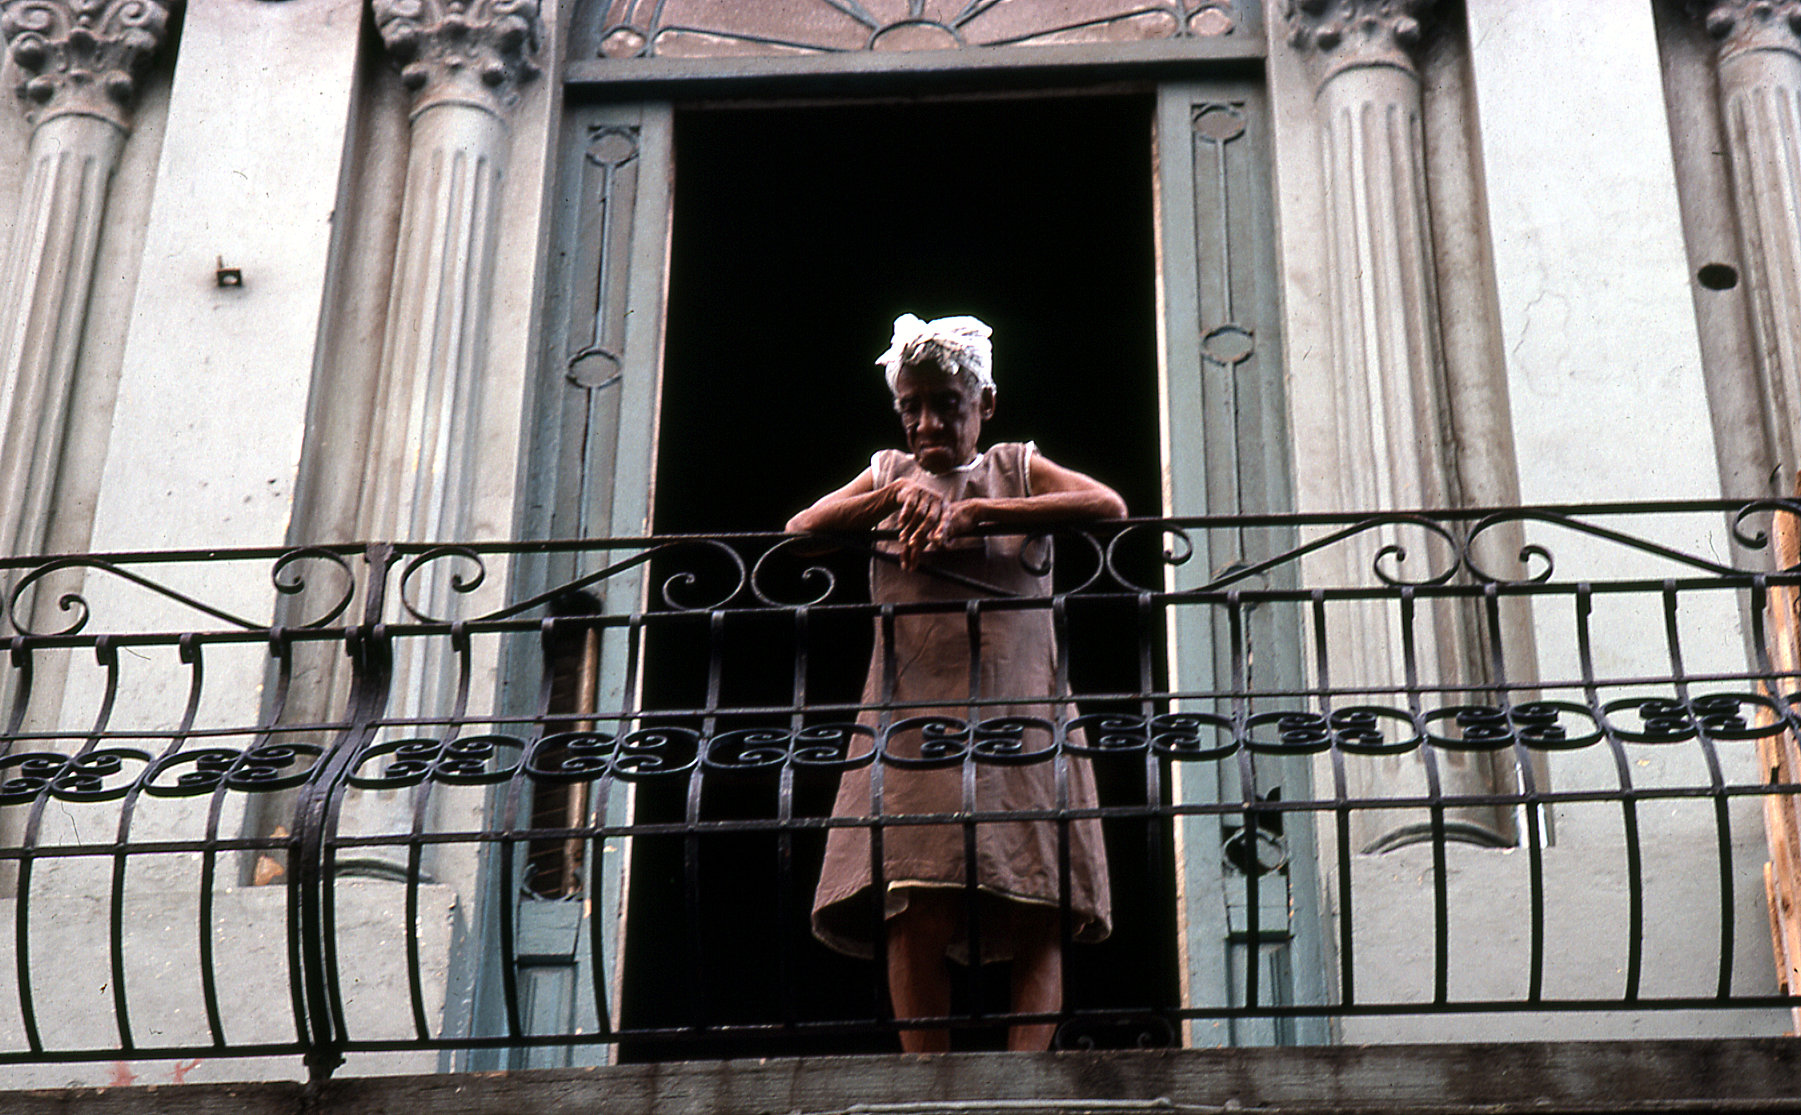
3, 501, 1800, 1078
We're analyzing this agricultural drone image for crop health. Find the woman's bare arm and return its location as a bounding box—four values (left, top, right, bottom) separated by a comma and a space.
785, 468, 886, 534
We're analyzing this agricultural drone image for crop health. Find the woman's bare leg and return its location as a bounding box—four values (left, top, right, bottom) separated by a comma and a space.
887, 890, 957, 1052
1008, 905, 1062, 1051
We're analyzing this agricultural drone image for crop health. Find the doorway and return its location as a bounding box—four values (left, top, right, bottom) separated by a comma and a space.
620, 92, 1172, 1059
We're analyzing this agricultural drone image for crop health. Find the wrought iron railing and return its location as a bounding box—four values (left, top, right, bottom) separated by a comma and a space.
2, 501, 1799, 1080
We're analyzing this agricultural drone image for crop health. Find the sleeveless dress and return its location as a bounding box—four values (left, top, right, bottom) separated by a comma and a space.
810, 442, 1113, 962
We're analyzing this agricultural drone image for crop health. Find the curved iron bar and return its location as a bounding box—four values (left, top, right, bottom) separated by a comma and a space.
773, 531, 1030, 599
701, 727, 793, 773
6, 555, 316, 637
0, 748, 153, 804
345, 735, 526, 789
453, 544, 671, 622
747, 534, 844, 607
397, 547, 490, 623
269, 547, 359, 628
1369, 517, 1462, 587
657, 538, 751, 611
1731, 499, 1801, 562
1104, 513, 1462, 596
142, 743, 326, 796
747, 524, 1109, 605
1022, 525, 1108, 595
789, 722, 877, 770
1464, 508, 1763, 584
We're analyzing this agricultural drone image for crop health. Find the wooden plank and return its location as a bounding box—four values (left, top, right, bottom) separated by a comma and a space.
1760, 474, 1801, 1033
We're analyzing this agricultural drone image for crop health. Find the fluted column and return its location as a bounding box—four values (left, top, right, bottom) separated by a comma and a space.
1288, 0, 1509, 849
338, 0, 540, 872
1700, 1, 1801, 478
0, 0, 169, 566
364, 0, 539, 548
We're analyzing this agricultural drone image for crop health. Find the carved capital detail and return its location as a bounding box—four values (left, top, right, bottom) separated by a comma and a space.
1695, 0, 1801, 61
0, 0, 172, 126
373, 0, 543, 114
1284, 0, 1435, 80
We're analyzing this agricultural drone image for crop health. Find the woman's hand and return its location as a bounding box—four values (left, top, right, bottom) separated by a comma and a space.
932, 498, 989, 547
889, 478, 951, 570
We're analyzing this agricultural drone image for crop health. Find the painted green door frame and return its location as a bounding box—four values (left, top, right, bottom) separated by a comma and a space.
1155, 79, 1329, 1047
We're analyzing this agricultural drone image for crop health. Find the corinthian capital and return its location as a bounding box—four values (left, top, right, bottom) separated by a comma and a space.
1695, 1, 1801, 61
373, 0, 542, 115
1285, 0, 1435, 81
1, 0, 172, 126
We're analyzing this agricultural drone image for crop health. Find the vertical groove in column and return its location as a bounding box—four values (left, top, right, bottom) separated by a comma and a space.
362, 110, 508, 552
1721, 52, 1801, 476
342, 100, 511, 865
0, 115, 125, 595
1317, 59, 1505, 850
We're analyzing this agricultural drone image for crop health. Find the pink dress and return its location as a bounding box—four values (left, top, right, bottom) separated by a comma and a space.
810, 442, 1113, 961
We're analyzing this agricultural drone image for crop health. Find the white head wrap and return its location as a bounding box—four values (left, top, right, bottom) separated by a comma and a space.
876, 313, 994, 395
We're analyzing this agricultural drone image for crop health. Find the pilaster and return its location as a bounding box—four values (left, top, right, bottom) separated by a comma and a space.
1697, 0, 1801, 480
1285, 0, 1506, 849
345, 0, 543, 877
361, 0, 541, 550
0, 0, 168, 563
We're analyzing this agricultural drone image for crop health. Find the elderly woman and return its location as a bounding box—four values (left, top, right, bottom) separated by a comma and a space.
787, 313, 1124, 1052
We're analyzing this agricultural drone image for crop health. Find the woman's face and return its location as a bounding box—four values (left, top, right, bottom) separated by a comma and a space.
892, 362, 994, 474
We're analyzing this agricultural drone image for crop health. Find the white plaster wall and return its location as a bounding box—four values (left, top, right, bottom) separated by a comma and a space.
1467, 1, 1720, 508
34, 0, 369, 896
1461, 0, 1750, 827
0, 881, 457, 1088
86, 0, 365, 557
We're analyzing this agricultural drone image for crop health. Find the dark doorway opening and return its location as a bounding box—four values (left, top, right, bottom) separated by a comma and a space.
621, 92, 1172, 1059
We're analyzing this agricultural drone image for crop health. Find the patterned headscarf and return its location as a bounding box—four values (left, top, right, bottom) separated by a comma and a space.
875, 313, 994, 395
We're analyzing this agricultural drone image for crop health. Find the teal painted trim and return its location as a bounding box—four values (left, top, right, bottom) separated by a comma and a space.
607, 102, 673, 543
1157, 81, 1227, 1048
592, 102, 673, 1061
472, 101, 675, 1068
1157, 78, 1324, 1047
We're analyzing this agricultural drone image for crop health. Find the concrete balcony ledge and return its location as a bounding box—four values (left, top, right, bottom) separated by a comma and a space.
5, 1039, 1800, 1115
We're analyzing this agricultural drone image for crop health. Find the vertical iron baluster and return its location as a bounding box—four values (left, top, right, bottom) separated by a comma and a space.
1661, 582, 1735, 999
400, 622, 474, 1043
681, 609, 727, 1032
294, 542, 396, 1081
168, 636, 219, 1048
869, 603, 894, 1037
15, 633, 121, 1053
1051, 593, 1073, 1041
1398, 590, 1450, 1007
961, 598, 983, 1030
1575, 583, 1643, 1004
262, 630, 312, 1046
1314, 590, 1353, 1010
779, 604, 807, 1035
1137, 593, 1169, 1022
103, 630, 193, 1054
1484, 584, 1546, 1005
1228, 591, 1259, 1018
